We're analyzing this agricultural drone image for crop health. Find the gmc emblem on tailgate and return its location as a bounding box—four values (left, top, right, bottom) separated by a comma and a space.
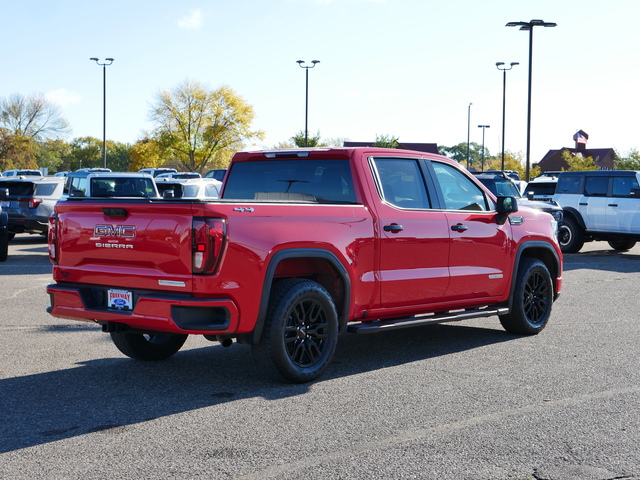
94, 225, 136, 238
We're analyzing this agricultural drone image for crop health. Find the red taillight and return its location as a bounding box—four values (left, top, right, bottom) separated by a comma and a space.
18, 198, 42, 209
192, 217, 226, 274
48, 213, 58, 264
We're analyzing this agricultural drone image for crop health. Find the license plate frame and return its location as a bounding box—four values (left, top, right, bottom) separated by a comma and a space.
108, 288, 133, 310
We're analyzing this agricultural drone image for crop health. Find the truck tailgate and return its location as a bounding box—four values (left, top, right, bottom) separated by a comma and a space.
54, 200, 195, 292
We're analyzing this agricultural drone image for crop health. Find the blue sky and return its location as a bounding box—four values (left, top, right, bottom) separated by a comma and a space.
1, 0, 639, 164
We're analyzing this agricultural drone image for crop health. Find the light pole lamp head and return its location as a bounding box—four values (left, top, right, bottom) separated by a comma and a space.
90, 57, 99, 62
506, 19, 556, 30
496, 62, 505, 67
296, 60, 305, 65
510, 62, 520, 67
311, 60, 320, 65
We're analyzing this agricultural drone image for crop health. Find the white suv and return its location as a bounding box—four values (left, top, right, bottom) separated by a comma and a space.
553, 170, 640, 253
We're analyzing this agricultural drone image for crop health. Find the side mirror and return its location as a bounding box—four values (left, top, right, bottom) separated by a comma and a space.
0, 188, 8, 199
527, 191, 534, 201
630, 188, 640, 198
163, 190, 175, 199
496, 196, 518, 214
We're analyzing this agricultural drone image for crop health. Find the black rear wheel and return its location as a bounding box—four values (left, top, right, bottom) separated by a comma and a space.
110, 331, 188, 360
0, 228, 8, 262
252, 278, 339, 383
500, 258, 553, 335
607, 239, 636, 251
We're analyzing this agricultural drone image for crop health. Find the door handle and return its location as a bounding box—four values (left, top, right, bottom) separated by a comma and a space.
608, 204, 618, 207
451, 224, 468, 232
383, 224, 403, 233
579, 202, 588, 206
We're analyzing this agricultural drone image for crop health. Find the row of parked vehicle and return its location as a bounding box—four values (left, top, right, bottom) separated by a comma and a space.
477, 169, 640, 254
2, 163, 640, 258
0, 167, 226, 259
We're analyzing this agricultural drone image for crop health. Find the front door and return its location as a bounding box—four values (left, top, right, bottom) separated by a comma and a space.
429, 161, 511, 301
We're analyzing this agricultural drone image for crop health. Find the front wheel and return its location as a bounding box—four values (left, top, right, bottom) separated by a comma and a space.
252, 278, 339, 383
500, 258, 553, 335
608, 239, 636, 251
110, 331, 188, 360
557, 217, 584, 253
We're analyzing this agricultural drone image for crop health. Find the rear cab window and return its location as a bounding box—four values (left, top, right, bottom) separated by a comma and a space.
223, 159, 357, 203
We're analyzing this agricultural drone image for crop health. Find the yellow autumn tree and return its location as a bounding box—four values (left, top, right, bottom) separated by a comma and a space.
149, 80, 264, 173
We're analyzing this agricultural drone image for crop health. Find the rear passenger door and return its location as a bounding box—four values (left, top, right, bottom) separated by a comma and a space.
580, 175, 609, 231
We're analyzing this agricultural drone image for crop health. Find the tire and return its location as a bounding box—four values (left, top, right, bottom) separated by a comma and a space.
110, 331, 188, 360
499, 258, 553, 335
557, 217, 584, 253
7, 232, 15, 241
0, 228, 8, 262
252, 278, 339, 383
608, 239, 636, 251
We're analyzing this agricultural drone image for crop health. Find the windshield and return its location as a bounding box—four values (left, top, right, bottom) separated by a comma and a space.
0, 181, 35, 196
90, 177, 157, 197
477, 178, 521, 198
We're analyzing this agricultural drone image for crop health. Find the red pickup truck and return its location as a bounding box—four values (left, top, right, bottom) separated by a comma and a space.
47, 148, 563, 382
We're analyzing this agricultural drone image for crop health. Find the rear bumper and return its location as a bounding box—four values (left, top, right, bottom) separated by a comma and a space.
46, 283, 240, 335
8, 216, 48, 234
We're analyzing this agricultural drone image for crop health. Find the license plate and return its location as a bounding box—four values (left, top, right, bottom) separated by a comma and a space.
108, 289, 133, 310
0, 201, 9, 208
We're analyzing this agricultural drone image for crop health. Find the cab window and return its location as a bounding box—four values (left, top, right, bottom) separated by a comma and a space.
431, 162, 488, 211
584, 176, 608, 197
371, 158, 431, 209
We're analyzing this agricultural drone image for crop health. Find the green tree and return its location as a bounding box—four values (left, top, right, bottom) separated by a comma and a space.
36, 138, 72, 173
614, 149, 640, 170
372, 134, 399, 149
291, 130, 321, 147
562, 150, 597, 171
68, 136, 102, 170
439, 142, 485, 170
284, 131, 347, 148
0, 93, 70, 140
149, 80, 264, 173
108, 141, 134, 172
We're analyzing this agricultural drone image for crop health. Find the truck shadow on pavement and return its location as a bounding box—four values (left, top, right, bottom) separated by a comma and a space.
1, 322, 512, 453
562, 250, 640, 273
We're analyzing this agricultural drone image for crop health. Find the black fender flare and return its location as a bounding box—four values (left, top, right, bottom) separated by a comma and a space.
505, 241, 562, 311
0, 210, 8, 227
561, 207, 586, 230
251, 248, 352, 344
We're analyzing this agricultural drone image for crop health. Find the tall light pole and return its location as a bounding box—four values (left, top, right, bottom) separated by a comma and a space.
478, 125, 490, 171
496, 61, 519, 171
296, 60, 320, 147
90, 57, 114, 169
466, 102, 472, 168
506, 19, 556, 181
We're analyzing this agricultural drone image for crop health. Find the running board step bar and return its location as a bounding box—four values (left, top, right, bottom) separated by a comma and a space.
347, 307, 509, 334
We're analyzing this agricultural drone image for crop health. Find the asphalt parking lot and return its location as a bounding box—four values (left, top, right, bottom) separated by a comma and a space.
1, 235, 639, 480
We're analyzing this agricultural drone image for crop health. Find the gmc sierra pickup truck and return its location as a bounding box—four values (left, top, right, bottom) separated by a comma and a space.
47, 147, 563, 383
